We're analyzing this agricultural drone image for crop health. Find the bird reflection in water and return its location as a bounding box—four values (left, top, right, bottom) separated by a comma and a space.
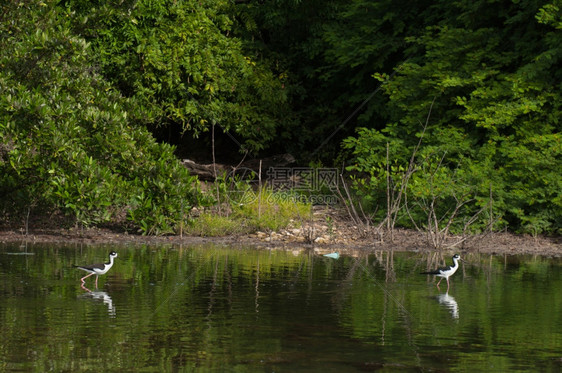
80, 283, 116, 317
437, 292, 459, 319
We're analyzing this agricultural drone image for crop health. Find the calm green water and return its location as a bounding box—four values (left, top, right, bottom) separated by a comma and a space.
1, 243, 562, 372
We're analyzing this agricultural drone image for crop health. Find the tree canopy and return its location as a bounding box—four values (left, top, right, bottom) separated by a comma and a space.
64, 0, 290, 153
0, 0, 200, 234
342, 0, 562, 235
0, 0, 560, 235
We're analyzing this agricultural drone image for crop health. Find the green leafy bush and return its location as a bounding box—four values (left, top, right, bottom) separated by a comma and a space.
63, 0, 289, 153
0, 1, 200, 234
343, 1, 562, 235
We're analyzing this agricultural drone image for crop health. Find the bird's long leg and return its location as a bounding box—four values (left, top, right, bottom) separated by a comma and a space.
436, 277, 443, 287
446, 277, 450, 291
95, 275, 99, 289
81, 272, 95, 283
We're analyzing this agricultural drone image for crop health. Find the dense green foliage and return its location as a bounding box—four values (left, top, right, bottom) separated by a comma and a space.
342, 0, 562, 235
0, 0, 560, 235
237, 0, 561, 235
233, 0, 437, 157
0, 1, 199, 234
64, 0, 289, 152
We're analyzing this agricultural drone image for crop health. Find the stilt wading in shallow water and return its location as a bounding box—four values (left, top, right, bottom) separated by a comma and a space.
75, 251, 118, 288
421, 254, 463, 291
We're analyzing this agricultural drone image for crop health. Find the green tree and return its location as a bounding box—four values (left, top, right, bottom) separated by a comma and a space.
0, 0, 200, 234
63, 0, 289, 153
344, 0, 562, 235
234, 0, 436, 159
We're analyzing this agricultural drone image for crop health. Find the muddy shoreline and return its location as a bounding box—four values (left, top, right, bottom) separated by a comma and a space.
1, 222, 560, 257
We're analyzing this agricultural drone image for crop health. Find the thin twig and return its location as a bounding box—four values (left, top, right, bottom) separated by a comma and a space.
212, 122, 221, 216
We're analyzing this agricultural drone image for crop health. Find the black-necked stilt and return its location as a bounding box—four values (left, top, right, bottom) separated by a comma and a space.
421, 254, 463, 290
75, 251, 118, 288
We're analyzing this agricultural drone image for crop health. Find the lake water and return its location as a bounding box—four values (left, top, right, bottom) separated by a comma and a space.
1, 242, 562, 372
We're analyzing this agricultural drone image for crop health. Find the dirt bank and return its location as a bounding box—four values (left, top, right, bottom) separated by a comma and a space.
1, 207, 560, 257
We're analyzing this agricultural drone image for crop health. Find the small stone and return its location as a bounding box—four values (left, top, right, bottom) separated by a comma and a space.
314, 236, 330, 244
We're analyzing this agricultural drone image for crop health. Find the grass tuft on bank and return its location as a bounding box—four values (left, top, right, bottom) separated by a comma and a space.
186, 187, 312, 237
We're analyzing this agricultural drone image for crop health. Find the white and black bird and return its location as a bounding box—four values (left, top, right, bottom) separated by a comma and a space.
421, 254, 463, 290
75, 251, 118, 288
